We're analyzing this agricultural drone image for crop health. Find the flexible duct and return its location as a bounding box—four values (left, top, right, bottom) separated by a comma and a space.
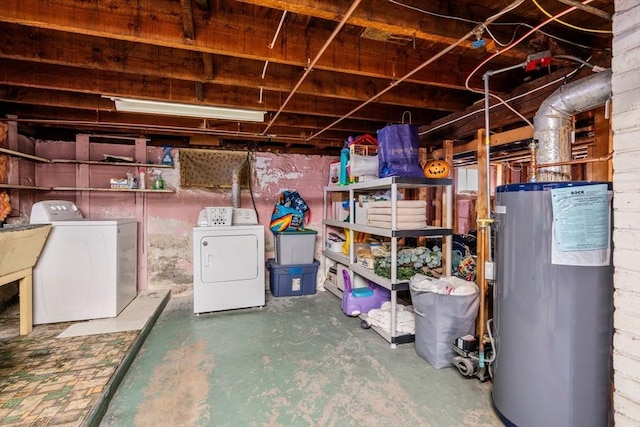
533, 69, 611, 181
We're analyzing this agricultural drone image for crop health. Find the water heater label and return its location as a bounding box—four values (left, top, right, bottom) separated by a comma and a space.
550, 183, 610, 266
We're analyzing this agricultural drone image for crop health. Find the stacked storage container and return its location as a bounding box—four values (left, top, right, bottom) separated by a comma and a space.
267, 229, 319, 296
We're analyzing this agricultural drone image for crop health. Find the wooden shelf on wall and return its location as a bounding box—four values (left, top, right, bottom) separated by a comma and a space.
50, 159, 173, 168
0, 147, 50, 163
51, 187, 175, 193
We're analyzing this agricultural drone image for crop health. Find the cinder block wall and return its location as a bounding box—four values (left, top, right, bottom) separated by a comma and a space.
612, 1, 640, 425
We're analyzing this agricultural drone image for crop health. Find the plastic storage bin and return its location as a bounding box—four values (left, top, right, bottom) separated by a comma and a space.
266, 258, 318, 297
274, 229, 317, 265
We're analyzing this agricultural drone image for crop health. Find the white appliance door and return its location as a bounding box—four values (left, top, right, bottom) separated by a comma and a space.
200, 233, 259, 283
33, 224, 117, 324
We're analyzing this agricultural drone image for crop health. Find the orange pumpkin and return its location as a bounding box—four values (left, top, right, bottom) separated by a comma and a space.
423, 159, 450, 178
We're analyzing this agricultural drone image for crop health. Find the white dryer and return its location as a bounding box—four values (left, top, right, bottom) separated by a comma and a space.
30, 200, 137, 324
193, 207, 265, 314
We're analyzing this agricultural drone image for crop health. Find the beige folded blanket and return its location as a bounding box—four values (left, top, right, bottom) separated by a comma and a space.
367, 213, 426, 222
367, 200, 426, 208
367, 206, 426, 216
367, 220, 427, 230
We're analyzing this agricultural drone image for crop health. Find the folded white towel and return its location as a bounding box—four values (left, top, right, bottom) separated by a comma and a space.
366, 302, 415, 335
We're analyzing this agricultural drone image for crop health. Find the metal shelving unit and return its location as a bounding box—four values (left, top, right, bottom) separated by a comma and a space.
322, 176, 453, 347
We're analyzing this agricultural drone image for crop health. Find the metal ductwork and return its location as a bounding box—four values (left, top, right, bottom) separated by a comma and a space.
533, 69, 612, 182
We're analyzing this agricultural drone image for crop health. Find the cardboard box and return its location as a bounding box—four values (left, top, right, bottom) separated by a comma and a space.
332, 201, 349, 221
330, 192, 347, 203
267, 259, 318, 297
354, 200, 371, 225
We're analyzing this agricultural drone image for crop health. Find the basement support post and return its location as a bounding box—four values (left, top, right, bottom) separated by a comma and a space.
475, 128, 490, 364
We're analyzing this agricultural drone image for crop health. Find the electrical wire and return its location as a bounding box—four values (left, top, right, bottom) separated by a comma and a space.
463, 0, 598, 128
482, 24, 518, 47
491, 22, 605, 50
466, 318, 497, 364
387, 0, 606, 50
554, 54, 606, 71
307, 0, 526, 142
420, 57, 587, 136
492, 90, 533, 128
501, 160, 523, 172
531, 0, 612, 34
387, 0, 478, 24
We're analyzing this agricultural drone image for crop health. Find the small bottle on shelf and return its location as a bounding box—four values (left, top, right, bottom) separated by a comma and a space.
138, 168, 146, 189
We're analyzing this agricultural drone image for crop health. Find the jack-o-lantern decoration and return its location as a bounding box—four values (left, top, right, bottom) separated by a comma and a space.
423, 159, 450, 178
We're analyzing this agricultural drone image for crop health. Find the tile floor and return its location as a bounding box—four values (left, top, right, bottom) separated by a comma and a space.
0, 291, 169, 427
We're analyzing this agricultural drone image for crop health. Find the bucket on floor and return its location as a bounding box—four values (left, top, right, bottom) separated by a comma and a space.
266, 258, 318, 297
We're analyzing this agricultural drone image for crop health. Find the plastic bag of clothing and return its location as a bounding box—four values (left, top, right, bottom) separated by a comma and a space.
409, 274, 479, 369
269, 190, 310, 233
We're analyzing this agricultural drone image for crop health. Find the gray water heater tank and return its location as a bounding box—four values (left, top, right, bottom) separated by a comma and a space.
492, 181, 613, 427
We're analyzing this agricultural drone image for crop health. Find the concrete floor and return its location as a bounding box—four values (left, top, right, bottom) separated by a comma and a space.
101, 291, 502, 427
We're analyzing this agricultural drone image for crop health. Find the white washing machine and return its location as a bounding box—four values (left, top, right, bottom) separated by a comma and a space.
30, 200, 137, 324
193, 207, 265, 314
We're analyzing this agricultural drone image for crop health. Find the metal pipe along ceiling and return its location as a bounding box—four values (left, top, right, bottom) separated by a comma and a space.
261, 0, 363, 134
533, 68, 612, 182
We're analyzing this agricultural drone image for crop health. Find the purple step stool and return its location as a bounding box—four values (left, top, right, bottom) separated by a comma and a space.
341, 269, 391, 317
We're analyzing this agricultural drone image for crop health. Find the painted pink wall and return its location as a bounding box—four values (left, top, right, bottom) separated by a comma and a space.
32, 140, 336, 295
143, 150, 334, 294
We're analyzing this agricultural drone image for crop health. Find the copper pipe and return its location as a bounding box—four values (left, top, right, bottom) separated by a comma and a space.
268, 11, 288, 49
476, 219, 491, 357
535, 153, 613, 168
529, 140, 538, 182
262, 0, 363, 133
307, 0, 527, 142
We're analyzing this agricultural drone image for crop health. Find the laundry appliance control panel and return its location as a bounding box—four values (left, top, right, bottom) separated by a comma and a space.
30, 200, 84, 222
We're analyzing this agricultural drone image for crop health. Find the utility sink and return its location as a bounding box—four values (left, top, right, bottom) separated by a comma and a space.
0, 224, 52, 334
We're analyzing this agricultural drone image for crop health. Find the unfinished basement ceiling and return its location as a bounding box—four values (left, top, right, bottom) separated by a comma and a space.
0, 0, 612, 154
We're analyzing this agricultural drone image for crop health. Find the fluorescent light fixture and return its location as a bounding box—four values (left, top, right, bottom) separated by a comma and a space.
109, 97, 266, 122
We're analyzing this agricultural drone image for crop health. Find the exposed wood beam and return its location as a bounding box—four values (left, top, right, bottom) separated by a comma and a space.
180, 0, 196, 41
235, 0, 527, 59
0, 2, 510, 92
195, 82, 204, 101
0, 87, 394, 136
194, 0, 209, 11
0, 24, 483, 108
0, 59, 449, 123
453, 126, 534, 156
0, 27, 476, 112
1, 103, 350, 147
202, 53, 214, 80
